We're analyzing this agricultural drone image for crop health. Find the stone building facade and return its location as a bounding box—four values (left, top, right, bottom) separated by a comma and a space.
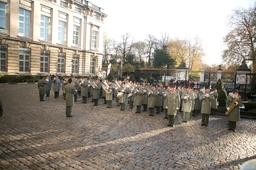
0, 0, 106, 77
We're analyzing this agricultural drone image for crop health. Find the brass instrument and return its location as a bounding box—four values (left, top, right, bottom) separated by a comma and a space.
127, 85, 134, 98
134, 88, 139, 94
225, 97, 239, 115
203, 93, 210, 98
91, 81, 98, 88
147, 89, 153, 96
102, 80, 111, 93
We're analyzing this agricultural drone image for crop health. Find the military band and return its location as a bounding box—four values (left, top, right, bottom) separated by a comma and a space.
37, 75, 242, 132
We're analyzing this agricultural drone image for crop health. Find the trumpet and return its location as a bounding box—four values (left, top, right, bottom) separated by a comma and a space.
148, 90, 153, 96
203, 93, 209, 98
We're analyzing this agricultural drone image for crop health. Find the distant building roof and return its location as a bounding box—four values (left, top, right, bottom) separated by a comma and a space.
176, 60, 187, 69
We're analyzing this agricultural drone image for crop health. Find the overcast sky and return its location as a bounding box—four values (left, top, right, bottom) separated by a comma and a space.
91, 0, 255, 66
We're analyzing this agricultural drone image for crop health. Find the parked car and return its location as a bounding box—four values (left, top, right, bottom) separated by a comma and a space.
224, 83, 239, 93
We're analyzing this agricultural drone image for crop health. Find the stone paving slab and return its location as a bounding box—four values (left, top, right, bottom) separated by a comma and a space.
0, 83, 256, 170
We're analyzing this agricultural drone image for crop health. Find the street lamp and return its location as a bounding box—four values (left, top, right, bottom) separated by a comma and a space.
164, 64, 167, 86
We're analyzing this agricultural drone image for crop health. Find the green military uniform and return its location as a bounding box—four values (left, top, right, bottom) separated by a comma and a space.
155, 87, 164, 113
226, 94, 243, 131
211, 91, 219, 114
166, 88, 180, 126
80, 79, 89, 103
163, 88, 169, 119
38, 77, 46, 101
134, 85, 145, 113
181, 91, 194, 122
142, 85, 148, 111
127, 84, 135, 109
92, 81, 100, 106
65, 81, 76, 117
200, 92, 214, 126
147, 87, 158, 116
105, 83, 113, 108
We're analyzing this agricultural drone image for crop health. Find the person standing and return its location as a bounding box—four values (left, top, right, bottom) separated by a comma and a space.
181, 87, 194, 123
134, 83, 144, 114
192, 88, 201, 116
52, 75, 61, 98
142, 83, 148, 112
226, 89, 243, 132
38, 76, 46, 101
80, 77, 89, 104
118, 82, 129, 111
92, 78, 100, 106
163, 86, 169, 119
127, 81, 135, 109
65, 78, 76, 117
200, 87, 214, 126
62, 77, 68, 100
211, 89, 219, 115
105, 80, 114, 108
45, 75, 52, 97
73, 77, 80, 102
166, 85, 180, 127
148, 85, 158, 116
155, 85, 164, 114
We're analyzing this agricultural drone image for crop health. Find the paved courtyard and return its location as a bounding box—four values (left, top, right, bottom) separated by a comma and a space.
0, 83, 255, 170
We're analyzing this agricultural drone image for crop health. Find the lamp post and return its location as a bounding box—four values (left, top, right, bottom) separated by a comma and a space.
164, 64, 167, 86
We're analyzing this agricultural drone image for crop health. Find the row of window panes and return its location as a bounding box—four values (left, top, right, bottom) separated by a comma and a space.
0, 47, 92, 74
0, 2, 6, 29
1, 2, 98, 48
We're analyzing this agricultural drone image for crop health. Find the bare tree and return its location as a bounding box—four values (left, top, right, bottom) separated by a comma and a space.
102, 33, 114, 64
222, 5, 256, 71
145, 34, 157, 66
158, 33, 170, 49
133, 41, 147, 63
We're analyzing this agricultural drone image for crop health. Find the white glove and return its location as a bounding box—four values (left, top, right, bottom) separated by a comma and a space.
227, 107, 230, 110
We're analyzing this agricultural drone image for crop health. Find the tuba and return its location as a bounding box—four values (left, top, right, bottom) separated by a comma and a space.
102, 80, 111, 93
225, 97, 239, 115
91, 81, 98, 88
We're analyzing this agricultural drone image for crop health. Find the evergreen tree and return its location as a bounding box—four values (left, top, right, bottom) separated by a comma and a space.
130, 74, 135, 82
106, 72, 114, 82
215, 79, 227, 107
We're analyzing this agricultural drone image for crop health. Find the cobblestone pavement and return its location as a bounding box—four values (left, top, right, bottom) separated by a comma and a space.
0, 83, 256, 170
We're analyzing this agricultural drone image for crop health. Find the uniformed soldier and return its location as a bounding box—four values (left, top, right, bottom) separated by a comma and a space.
62, 77, 68, 100
73, 77, 80, 102
226, 89, 243, 132
211, 89, 219, 115
142, 83, 148, 112
200, 87, 214, 126
45, 75, 52, 97
92, 78, 100, 106
181, 87, 194, 122
148, 85, 158, 116
52, 75, 61, 98
65, 78, 76, 117
127, 81, 135, 109
105, 80, 114, 108
166, 85, 180, 127
38, 76, 46, 101
155, 85, 164, 113
163, 86, 169, 119
118, 82, 130, 111
80, 77, 89, 104
192, 88, 201, 116
134, 83, 145, 114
